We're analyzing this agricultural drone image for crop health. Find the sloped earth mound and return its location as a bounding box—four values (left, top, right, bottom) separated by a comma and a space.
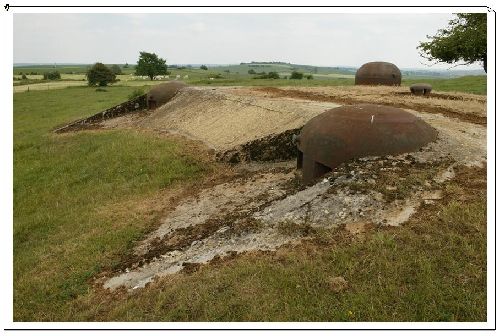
101, 106, 486, 290
99, 87, 340, 162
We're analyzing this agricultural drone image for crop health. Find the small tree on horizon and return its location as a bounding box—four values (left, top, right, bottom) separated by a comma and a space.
200, 65, 208, 70
135, 51, 168, 80
86, 63, 116, 87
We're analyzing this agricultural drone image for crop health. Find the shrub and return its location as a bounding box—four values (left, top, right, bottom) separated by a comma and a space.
253, 71, 280, 79
267, 71, 280, 79
86, 63, 116, 87
21, 74, 27, 80
200, 65, 208, 70
306, 74, 314, 80
43, 71, 61, 80
248, 69, 256, 74
128, 88, 145, 100
290, 71, 303, 79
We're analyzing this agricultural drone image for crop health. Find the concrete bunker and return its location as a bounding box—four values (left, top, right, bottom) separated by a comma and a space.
355, 62, 402, 86
147, 82, 187, 110
410, 83, 433, 96
296, 104, 438, 184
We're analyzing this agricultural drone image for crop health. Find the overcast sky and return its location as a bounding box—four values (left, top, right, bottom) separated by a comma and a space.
13, 13, 483, 70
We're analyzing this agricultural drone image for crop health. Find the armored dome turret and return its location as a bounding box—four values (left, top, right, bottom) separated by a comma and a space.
355, 62, 402, 86
296, 104, 437, 184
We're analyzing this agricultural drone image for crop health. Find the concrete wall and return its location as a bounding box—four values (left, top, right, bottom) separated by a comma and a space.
54, 94, 147, 133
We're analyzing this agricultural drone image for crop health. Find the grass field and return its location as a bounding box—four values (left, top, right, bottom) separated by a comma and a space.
402, 76, 487, 95
12, 74, 486, 95
14, 87, 209, 321
13, 84, 487, 321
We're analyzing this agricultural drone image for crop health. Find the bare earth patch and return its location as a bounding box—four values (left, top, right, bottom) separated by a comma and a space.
250, 86, 486, 125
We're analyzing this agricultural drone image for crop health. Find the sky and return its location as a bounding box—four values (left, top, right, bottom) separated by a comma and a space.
13, 13, 483, 70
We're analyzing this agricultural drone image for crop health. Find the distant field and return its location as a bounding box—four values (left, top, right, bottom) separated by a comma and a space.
13, 64, 486, 95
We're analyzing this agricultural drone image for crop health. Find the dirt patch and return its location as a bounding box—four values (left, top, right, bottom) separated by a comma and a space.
251, 86, 486, 125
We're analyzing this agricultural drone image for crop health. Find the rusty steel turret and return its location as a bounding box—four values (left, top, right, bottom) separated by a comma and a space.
355, 62, 402, 86
410, 83, 432, 95
296, 104, 437, 184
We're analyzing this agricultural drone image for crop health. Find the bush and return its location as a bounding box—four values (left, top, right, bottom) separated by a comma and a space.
290, 71, 303, 79
248, 69, 256, 74
267, 71, 280, 79
306, 74, 314, 80
21, 74, 27, 80
128, 88, 145, 100
253, 71, 280, 79
43, 71, 61, 80
86, 63, 116, 87
200, 65, 208, 70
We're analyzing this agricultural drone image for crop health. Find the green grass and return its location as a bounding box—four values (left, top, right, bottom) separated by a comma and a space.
14, 87, 208, 321
403, 75, 487, 95
67, 166, 486, 322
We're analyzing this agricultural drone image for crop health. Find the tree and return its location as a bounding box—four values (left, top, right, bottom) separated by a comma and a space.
200, 65, 208, 70
110, 64, 122, 75
417, 13, 487, 72
124, 62, 129, 68
135, 51, 168, 80
290, 71, 303, 79
86, 63, 116, 87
